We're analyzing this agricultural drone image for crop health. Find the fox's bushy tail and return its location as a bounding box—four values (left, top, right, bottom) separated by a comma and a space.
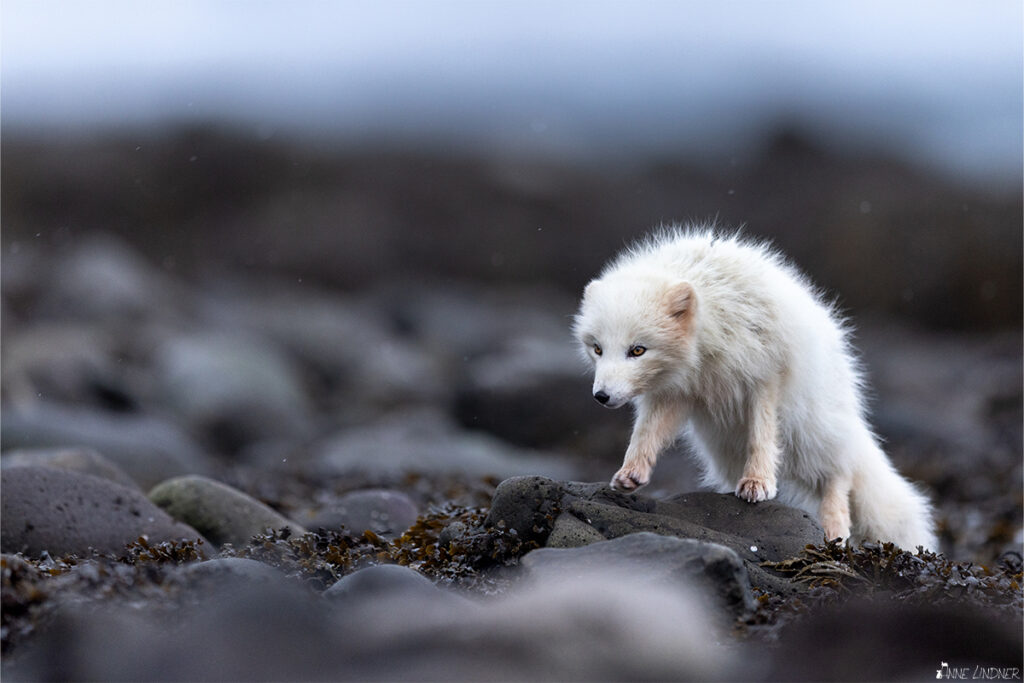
850, 445, 937, 551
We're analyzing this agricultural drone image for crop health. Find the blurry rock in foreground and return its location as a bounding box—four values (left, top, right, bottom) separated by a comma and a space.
6, 563, 730, 682
769, 599, 1023, 681
523, 531, 756, 619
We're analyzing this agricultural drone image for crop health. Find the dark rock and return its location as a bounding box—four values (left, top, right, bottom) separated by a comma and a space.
487, 476, 823, 593
523, 531, 756, 617
301, 489, 419, 537
148, 475, 307, 547
483, 475, 568, 544
656, 491, 822, 563
1, 447, 138, 489
0, 402, 211, 489
322, 563, 437, 601
314, 408, 575, 480
0, 466, 206, 557
359, 569, 731, 682
438, 521, 469, 548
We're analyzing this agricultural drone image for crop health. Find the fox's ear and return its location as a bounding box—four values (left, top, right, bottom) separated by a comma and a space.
664, 281, 695, 323
582, 279, 602, 301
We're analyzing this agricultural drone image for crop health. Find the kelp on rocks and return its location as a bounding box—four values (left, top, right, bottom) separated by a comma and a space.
226, 503, 537, 593
739, 539, 1023, 640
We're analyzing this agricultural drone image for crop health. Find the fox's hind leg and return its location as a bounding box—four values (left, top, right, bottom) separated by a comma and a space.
819, 473, 853, 542
735, 376, 781, 503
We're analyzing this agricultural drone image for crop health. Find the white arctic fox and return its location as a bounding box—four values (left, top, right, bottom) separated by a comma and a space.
573, 226, 937, 550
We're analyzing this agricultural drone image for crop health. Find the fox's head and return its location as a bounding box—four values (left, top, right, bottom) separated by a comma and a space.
573, 274, 699, 409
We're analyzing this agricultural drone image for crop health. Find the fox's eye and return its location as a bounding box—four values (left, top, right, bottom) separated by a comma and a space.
593, 344, 603, 356
628, 345, 646, 357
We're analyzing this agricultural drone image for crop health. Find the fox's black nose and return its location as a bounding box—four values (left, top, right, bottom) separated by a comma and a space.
593, 390, 610, 404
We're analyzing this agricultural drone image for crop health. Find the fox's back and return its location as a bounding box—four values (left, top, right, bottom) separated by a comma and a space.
619, 230, 870, 485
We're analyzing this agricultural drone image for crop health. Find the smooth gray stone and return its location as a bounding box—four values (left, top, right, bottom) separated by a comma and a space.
1, 466, 206, 557
149, 475, 307, 547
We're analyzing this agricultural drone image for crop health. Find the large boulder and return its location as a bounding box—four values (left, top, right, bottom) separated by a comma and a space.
0, 466, 206, 557
486, 476, 823, 594
6, 559, 730, 682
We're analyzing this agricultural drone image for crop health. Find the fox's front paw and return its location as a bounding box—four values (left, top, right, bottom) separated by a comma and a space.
822, 524, 850, 544
611, 464, 651, 492
735, 477, 777, 503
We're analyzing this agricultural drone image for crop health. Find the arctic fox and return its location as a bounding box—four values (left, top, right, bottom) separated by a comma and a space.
573, 226, 937, 550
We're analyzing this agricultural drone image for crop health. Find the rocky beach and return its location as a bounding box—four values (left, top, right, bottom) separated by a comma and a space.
1, 129, 1021, 680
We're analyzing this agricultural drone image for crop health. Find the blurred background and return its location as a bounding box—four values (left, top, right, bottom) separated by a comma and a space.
2, 1, 1022, 561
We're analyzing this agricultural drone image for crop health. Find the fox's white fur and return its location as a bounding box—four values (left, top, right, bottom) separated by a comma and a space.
573, 226, 937, 550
